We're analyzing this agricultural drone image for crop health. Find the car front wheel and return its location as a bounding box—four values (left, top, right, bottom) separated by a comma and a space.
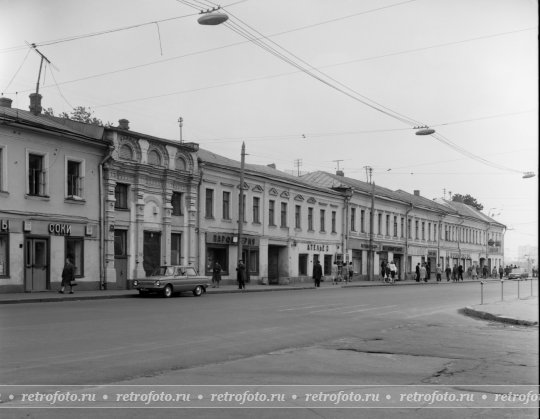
193, 285, 204, 297
163, 285, 173, 298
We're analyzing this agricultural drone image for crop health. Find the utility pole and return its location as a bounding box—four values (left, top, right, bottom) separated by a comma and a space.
237, 142, 246, 266
363, 166, 373, 183
333, 159, 344, 173
29, 44, 51, 95
368, 181, 375, 280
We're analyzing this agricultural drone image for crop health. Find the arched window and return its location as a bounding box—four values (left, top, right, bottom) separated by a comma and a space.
119, 144, 133, 160
175, 156, 187, 171
148, 149, 162, 166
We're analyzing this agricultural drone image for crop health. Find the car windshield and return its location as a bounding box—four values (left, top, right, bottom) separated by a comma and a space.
151, 267, 175, 277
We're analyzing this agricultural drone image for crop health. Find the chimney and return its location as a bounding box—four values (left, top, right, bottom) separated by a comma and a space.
29, 93, 42, 115
336, 170, 344, 177
414, 190, 420, 196
267, 163, 276, 169
0, 97, 13, 108
118, 119, 130, 130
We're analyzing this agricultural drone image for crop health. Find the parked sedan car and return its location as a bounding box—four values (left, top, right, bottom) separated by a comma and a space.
507, 267, 529, 280
132, 265, 210, 297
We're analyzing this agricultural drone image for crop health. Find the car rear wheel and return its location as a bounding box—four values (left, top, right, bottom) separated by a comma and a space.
193, 285, 204, 297
163, 285, 173, 298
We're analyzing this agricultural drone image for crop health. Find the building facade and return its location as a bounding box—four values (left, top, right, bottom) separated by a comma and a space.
0, 97, 109, 292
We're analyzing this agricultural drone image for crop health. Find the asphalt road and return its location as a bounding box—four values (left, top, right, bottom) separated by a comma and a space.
1, 282, 537, 419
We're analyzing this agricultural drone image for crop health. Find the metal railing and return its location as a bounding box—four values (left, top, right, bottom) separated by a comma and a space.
479, 277, 537, 305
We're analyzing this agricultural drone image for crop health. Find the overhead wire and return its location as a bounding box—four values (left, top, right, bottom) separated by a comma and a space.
2, 47, 32, 94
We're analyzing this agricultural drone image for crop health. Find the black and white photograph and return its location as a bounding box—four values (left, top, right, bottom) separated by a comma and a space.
0, 0, 538, 418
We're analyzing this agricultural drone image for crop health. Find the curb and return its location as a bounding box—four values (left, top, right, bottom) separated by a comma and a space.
460, 306, 538, 327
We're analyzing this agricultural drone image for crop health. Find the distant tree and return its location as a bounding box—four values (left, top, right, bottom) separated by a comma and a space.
451, 193, 484, 211
44, 106, 112, 127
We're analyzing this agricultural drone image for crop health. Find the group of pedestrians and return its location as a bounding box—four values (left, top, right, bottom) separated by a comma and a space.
380, 260, 398, 284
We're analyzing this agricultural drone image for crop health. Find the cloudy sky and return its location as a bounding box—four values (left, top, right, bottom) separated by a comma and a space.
1, 0, 537, 259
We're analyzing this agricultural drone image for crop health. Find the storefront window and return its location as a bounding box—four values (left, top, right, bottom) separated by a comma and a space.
65, 237, 84, 277
0, 234, 8, 276
206, 246, 228, 275
298, 254, 308, 275
171, 233, 181, 265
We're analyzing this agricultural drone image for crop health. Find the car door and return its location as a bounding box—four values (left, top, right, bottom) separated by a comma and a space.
173, 267, 190, 292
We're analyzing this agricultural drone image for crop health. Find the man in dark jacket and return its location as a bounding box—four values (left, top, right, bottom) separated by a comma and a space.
236, 260, 247, 290
312, 260, 323, 288
59, 257, 75, 294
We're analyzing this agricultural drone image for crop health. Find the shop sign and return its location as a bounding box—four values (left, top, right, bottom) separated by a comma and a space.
207, 232, 259, 246
450, 252, 471, 259
0, 220, 8, 232
488, 247, 500, 254
48, 223, 72, 236
427, 250, 437, 257
360, 243, 379, 250
306, 243, 330, 252
383, 246, 404, 253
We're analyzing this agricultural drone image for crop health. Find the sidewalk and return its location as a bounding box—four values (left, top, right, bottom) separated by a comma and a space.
1, 278, 537, 326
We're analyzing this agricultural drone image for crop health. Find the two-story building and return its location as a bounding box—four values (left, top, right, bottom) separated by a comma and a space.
0, 95, 109, 292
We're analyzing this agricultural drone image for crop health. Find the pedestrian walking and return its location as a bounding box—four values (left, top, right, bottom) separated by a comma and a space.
492, 266, 498, 278
467, 266, 472, 279
436, 263, 442, 282
59, 257, 75, 294
482, 265, 488, 279
452, 264, 458, 282
348, 262, 354, 282
331, 264, 339, 285
472, 265, 478, 280
380, 260, 387, 281
415, 263, 421, 282
445, 265, 451, 281
389, 260, 397, 284
426, 262, 431, 281
420, 263, 427, 282
498, 265, 504, 279
211, 260, 221, 288
313, 260, 323, 288
236, 260, 247, 290
458, 265, 464, 281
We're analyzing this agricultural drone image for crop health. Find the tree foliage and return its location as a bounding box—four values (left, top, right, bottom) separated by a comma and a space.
44, 106, 112, 127
451, 193, 484, 211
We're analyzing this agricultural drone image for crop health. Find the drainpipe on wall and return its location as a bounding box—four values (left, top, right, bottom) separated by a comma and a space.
404, 203, 414, 279
99, 145, 115, 290
196, 160, 204, 271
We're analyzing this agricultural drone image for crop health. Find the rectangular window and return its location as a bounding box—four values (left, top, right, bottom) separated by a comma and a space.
0, 234, 8, 277
269, 200, 275, 226
408, 219, 412, 239
205, 188, 214, 218
206, 246, 229, 275
422, 222, 425, 240
114, 183, 129, 209
28, 153, 46, 196
66, 159, 84, 198
65, 237, 84, 277
222, 191, 230, 220
331, 211, 336, 233
320, 209, 326, 232
393, 216, 398, 237
171, 192, 183, 216
428, 223, 431, 241
295, 205, 301, 229
280, 202, 287, 227
378, 213, 382, 235
308, 207, 313, 230
253, 197, 260, 223
415, 220, 419, 240
360, 210, 365, 233
386, 214, 390, 236
434, 224, 437, 242
171, 233, 181, 265
351, 208, 356, 231
400, 217, 404, 238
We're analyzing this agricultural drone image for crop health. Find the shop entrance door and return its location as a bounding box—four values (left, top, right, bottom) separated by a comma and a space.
143, 231, 161, 276
114, 229, 128, 289
268, 246, 279, 285
25, 238, 49, 291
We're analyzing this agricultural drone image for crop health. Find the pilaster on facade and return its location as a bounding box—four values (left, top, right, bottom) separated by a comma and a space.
134, 189, 146, 279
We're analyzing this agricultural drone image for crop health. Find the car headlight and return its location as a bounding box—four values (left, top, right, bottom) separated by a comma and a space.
155, 280, 161, 286
133, 280, 138, 286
